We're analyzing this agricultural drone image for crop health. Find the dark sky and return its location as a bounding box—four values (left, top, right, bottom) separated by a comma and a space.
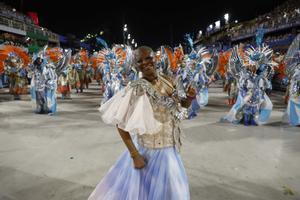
4, 0, 288, 48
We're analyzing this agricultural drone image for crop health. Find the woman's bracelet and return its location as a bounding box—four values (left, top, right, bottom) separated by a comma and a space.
130, 150, 139, 158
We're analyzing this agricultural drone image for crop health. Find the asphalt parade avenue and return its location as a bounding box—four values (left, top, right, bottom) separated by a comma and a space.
0, 81, 299, 200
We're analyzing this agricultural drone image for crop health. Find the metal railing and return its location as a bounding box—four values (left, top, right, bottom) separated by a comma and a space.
0, 15, 59, 42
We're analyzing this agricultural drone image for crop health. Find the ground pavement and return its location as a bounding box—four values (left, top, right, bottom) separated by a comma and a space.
0, 81, 299, 200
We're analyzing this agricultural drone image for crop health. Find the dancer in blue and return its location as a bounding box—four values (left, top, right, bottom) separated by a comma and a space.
177, 34, 214, 119
285, 67, 300, 126
221, 43, 276, 125
88, 46, 196, 200
30, 57, 48, 114
30, 47, 71, 115
43, 63, 58, 115
283, 33, 300, 126
96, 45, 135, 105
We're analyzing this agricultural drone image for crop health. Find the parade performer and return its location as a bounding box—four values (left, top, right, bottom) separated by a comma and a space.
30, 46, 71, 115
0, 44, 30, 100
72, 50, 89, 93
68, 65, 80, 92
88, 46, 195, 200
45, 47, 71, 100
57, 70, 71, 99
95, 45, 135, 104
283, 33, 300, 126
178, 34, 214, 118
210, 45, 245, 106
39, 62, 57, 115
30, 56, 47, 113
221, 43, 276, 125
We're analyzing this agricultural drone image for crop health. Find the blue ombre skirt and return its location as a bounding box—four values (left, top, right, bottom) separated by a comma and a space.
286, 97, 300, 126
88, 145, 190, 200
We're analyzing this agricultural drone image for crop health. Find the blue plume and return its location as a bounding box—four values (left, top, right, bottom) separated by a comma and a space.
105, 52, 115, 60
255, 28, 265, 47
161, 46, 166, 55
188, 51, 197, 59
184, 33, 194, 49
250, 51, 262, 61
96, 37, 108, 48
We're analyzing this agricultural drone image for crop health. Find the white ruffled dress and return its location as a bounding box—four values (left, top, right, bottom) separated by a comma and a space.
88, 81, 190, 200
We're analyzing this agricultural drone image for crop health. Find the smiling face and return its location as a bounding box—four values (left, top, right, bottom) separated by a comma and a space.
135, 46, 157, 82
